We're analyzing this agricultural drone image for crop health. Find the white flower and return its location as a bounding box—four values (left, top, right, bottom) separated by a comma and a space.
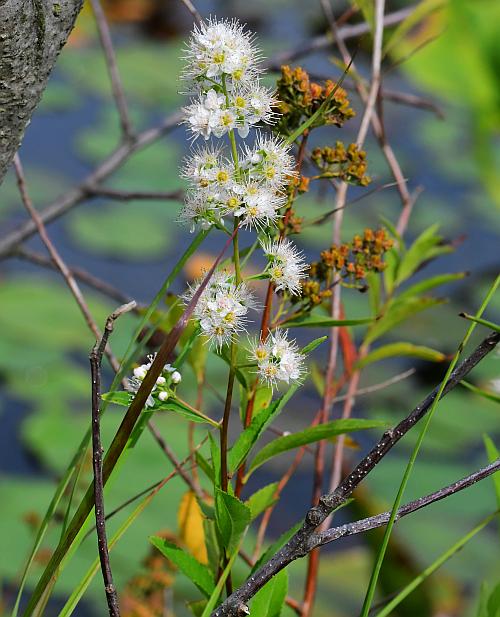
250, 329, 304, 388
178, 187, 225, 232
183, 89, 228, 140
184, 270, 256, 349
125, 355, 182, 407
232, 182, 285, 228
243, 134, 296, 189
182, 17, 261, 86
261, 238, 308, 295
182, 146, 234, 189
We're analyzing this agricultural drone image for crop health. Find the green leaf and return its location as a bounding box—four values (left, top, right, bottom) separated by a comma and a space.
395, 224, 453, 286
301, 335, 328, 354
248, 419, 386, 476
366, 271, 382, 317
355, 342, 446, 369
228, 385, 299, 473
383, 0, 445, 56
283, 313, 373, 328
461, 381, 500, 405
101, 391, 131, 406
348, 0, 374, 31
214, 489, 251, 554
487, 582, 500, 617
249, 569, 288, 617
157, 399, 218, 426
246, 483, 278, 520
459, 314, 500, 333
209, 434, 221, 488
397, 272, 468, 301
365, 296, 445, 344
150, 537, 215, 598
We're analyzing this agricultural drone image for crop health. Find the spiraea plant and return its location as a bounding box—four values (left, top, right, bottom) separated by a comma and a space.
16, 13, 500, 617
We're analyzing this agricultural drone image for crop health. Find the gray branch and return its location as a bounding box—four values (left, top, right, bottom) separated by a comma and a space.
213, 331, 500, 616
0, 0, 84, 182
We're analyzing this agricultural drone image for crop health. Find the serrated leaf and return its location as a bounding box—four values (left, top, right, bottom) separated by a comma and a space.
355, 342, 446, 369
249, 569, 288, 617
178, 491, 208, 564
101, 391, 131, 406
245, 483, 278, 520
395, 224, 453, 286
214, 489, 251, 554
365, 296, 445, 344
284, 313, 373, 328
150, 536, 215, 598
248, 419, 386, 476
228, 385, 299, 473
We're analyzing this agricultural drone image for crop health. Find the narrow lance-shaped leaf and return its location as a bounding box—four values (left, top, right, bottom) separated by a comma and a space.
355, 342, 446, 369
245, 483, 278, 520
282, 313, 373, 328
247, 419, 387, 477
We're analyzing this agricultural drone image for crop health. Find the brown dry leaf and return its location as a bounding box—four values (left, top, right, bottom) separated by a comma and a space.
177, 490, 208, 564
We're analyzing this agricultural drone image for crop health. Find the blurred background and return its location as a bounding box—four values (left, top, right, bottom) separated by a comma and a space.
1, 0, 500, 615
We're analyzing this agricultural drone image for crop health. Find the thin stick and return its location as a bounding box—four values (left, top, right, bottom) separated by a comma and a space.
311, 459, 500, 549
0, 112, 182, 259
212, 330, 500, 616
89, 0, 134, 140
14, 247, 142, 312
90, 303, 135, 616
179, 0, 203, 23
86, 187, 184, 202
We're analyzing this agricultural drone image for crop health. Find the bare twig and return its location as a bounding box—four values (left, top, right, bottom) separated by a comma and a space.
86, 187, 184, 202
0, 112, 182, 259
90, 302, 135, 617
13, 247, 142, 312
263, 6, 416, 69
212, 331, 500, 616
89, 0, 134, 140
302, 3, 387, 613
179, 0, 203, 24
311, 459, 500, 549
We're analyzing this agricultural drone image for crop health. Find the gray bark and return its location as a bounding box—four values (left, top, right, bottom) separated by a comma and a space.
0, 0, 83, 183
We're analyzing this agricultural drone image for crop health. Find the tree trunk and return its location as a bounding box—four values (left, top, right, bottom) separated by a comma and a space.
0, 0, 83, 183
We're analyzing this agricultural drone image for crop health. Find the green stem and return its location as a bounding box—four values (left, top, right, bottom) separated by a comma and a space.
359, 274, 500, 617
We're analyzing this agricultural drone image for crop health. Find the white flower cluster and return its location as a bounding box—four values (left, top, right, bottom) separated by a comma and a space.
126, 354, 182, 408
182, 18, 274, 142
251, 329, 304, 389
177, 18, 309, 388
183, 271, 256, 349
181, 135, 294, 231
261, 237, 308, 295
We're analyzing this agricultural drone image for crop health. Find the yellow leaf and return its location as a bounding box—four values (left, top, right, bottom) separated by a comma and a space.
177, 491, 208, 564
